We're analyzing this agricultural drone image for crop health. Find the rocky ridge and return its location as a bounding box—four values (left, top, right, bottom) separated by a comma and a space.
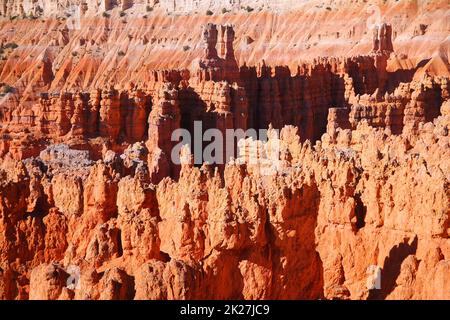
0, 101, 448, 299
0, 0, 448, 300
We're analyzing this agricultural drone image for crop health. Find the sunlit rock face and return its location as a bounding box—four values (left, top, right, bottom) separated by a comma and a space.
0, 0, 449, 300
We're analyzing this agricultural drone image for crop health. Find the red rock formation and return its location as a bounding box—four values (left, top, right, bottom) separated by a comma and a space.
87, 89, 101, 136
99, 87, 121, 141
0, 20, 444, 157
372, 23, 394, 55
70, 92, 89, 136
327, 108, 351, 134
123, 87, 150, 142
0, 1, 448, 301
196, 23, 240, 83
146, 82, 181, 183
403, 76, 444, 133
0, 108, 448, 299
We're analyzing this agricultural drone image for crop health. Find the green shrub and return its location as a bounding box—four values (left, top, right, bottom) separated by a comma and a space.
102, 12, 110, 18
4, 42, 18, 49
206, 10, 213, 16
2, 84, 14, 94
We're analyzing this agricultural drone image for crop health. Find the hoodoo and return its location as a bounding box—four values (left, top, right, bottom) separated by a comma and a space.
0, 0, 448, 301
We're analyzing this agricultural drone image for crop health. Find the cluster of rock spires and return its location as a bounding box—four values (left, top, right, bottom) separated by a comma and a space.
1, 22, 447, 175
1, 99, 449, 299
0, 4, 449, 300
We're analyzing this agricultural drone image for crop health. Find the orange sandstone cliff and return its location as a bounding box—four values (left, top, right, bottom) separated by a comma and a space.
0, 0, 449, 300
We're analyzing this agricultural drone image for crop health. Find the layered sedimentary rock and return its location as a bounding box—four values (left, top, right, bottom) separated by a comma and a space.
335, 76, 448, 136
0, 0, 449, 301
146, 82, 181, 183
0, 6, 448, 151
158, 0, 301, 14
0, 0, 448, 99
372, 23, 394, 55
197, 23, 239, 83
123, 87, 150, 142
0, 104, 448, 300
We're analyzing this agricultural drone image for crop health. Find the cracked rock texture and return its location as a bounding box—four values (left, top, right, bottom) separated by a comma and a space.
0, 0, 449, 300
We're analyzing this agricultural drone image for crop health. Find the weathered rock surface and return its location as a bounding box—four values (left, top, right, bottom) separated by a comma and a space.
0, 105, 448, 299
0, 0, 448, 300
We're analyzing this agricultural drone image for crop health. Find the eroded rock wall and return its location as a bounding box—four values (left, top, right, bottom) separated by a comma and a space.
0, 105, 448, 300
0, 1, 449, 301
